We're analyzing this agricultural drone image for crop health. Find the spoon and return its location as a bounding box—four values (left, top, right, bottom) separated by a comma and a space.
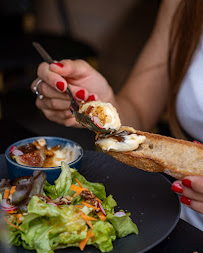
32, 42, 111, 133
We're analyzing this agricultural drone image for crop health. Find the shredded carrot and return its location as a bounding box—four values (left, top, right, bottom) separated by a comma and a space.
79, 229, 94, 251
70, 185, 87, 193
96, 197, 102, 203
75, 178, 83, 188
10, 186, 16, 195
3, 188, 10, 199
70, 184, 87, 198
6, 210, 17, 214
81, 201, 100, 211
74, 205, 84, 208
97, 211, 106, 221
86, 220, 93, 229
81, 214, 97, 221
3, 217, 21, 230
16, 214, 23, 224
80, 211, 95, 229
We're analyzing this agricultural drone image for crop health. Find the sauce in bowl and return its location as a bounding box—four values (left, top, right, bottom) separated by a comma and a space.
10, 138, 81, 168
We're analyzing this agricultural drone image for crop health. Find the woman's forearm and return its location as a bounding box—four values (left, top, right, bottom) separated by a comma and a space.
110, 0, 180, 131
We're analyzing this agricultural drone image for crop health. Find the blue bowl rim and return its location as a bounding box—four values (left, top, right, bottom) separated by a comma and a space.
5, 136, 83, 171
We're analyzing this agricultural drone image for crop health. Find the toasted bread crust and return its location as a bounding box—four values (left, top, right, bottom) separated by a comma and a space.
102, 131, 203, 179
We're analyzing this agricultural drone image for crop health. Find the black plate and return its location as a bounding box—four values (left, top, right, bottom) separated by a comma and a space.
0, 151, 180, 253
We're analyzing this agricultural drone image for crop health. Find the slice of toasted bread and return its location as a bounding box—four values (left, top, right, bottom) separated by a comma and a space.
100, 131, 203, 179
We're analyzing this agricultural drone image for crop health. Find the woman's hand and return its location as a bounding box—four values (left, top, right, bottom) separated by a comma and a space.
172, 176, 203, 214
31, 59, 114, 127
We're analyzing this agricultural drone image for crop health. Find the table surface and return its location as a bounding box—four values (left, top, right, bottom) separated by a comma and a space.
0, 151, 202, 253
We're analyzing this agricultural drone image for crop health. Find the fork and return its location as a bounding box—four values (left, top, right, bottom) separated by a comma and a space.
32, 42, 111, 133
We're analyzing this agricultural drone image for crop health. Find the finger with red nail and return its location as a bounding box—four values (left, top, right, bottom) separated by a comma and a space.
32, 58, 113, 129
182, 178, 192, 188
49, 59, 113, 102
36, 62, 68, 92
87, 94, 99, 102
75, 89, 86, 101
180, 195, 191, 206
172, 176, 203, 214
171, 182, 183, 193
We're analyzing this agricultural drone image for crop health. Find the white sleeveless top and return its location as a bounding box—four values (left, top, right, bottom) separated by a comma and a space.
176, 36, 203, 231
176, 36, 203, 142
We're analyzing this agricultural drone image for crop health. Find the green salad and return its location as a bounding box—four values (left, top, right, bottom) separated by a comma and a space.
1, 162, 138, 253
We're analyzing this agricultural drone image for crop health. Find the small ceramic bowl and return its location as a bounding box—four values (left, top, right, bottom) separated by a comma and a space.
5, 136, 83, 184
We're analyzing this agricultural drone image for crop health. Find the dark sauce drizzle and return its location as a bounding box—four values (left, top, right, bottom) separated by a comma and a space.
97, 130, 134, 142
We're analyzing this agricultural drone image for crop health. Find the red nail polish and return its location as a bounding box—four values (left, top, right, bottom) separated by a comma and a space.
52, 62, 64, 68
76, 90, 85, 100
171, 183, 183, 193
182, 179, 192, 188
56, 81, 65, 92
180, 195, 191, 206
87, 95, 96, 102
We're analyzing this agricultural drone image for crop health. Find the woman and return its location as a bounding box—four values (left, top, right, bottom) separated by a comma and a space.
31, 0, 203, 230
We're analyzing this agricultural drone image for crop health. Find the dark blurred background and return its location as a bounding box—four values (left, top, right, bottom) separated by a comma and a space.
0, 0, 165, 153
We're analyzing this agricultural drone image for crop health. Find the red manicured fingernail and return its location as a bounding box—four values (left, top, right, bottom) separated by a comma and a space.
76, 89, 85, 100
180, 195, 191, 206
56, 81, 65, 92
182, 179, 192, 188
51, 62, 64, 68
171, 183, 183, 193
87, 95, 96, 102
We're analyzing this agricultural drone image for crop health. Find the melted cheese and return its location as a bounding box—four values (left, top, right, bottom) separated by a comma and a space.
96, 133, 146, 152
96, 126, 146, 152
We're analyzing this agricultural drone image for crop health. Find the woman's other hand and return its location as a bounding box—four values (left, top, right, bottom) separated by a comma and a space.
172, 176, 203, 214
31, 59, 114, 127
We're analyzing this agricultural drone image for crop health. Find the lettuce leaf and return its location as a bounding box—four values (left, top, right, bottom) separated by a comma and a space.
54, 161, 72, 197
102, 195, 117, 214
92, 220, 116, 252
17, 196, 87, 253
14, 196, 118, 253
44, 162, 106, 201
9, 230, 22, 247
43, 162, 106, 201
43, 182, 57, 199
107, 213, 138, 237
70, 169, 106, 200
8, 162, 138, 253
